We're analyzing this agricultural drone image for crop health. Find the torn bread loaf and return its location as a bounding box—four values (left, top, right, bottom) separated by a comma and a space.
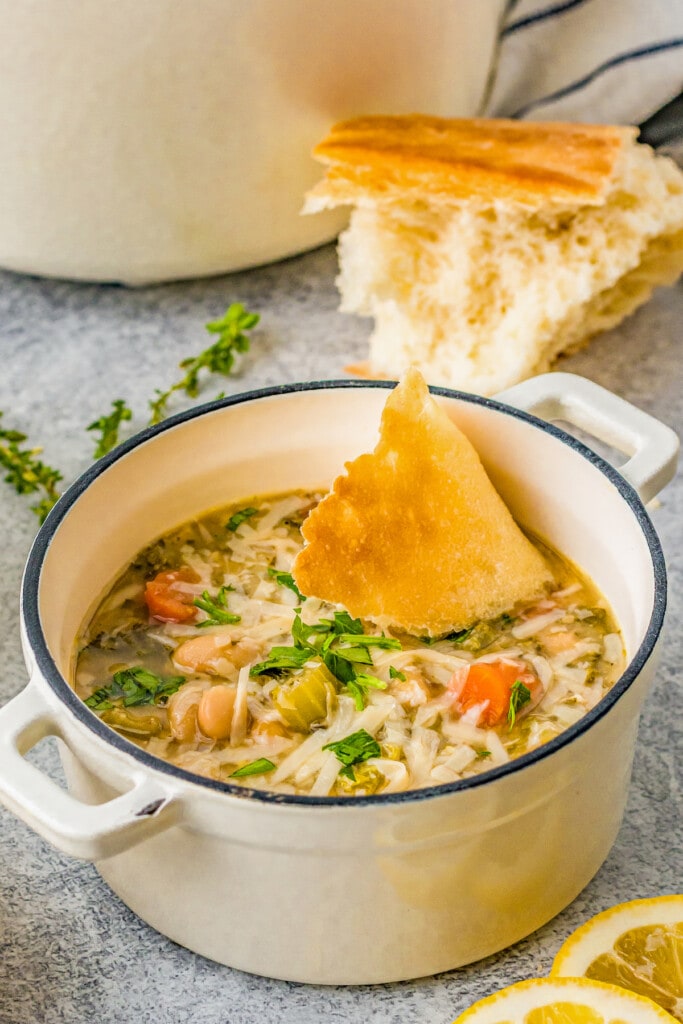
292, 368, 553, 636
306, 115, 683, 395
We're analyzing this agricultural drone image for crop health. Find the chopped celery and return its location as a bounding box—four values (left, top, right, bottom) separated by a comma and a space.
100, 706, 163, 737
273, 662, 337, 732
459, 621, 497, 652
335, 763, 385, 795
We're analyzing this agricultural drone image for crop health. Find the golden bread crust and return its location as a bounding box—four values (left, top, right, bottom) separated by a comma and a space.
292, 369, 553, 636
309, 114, 634, 208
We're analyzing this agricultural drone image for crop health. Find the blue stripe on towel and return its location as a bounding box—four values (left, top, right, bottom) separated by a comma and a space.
510, 38, 683, 117
503, 0, 593, 37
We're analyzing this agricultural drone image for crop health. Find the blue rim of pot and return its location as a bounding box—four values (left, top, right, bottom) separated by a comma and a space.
21, 379, 667, 807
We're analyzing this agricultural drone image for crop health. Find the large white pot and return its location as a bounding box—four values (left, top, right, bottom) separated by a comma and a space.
0, 374, 677, 984
0, 0, 503, 283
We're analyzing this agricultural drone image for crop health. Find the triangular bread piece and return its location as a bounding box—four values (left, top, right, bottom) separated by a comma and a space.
292, 369, 553, 636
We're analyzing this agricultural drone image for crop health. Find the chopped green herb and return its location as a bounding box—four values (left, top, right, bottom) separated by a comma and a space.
257, 612, 402, 699
323, 729, 381, 780
476, 749, 492, 760
316, 611, 364, 636
334, 633, 401, 651
85, 666, 186, 710
87, 399, 133, 458
507, 680, 532, 729
419, 623, 495, 651
420, 627, 473, 644
322, 635, 373, 665
291, 612, 319, 653
148, 303, 259, 424
268, 568, 305, 602
250, 645, 311, 675
448, 626, 474, 644
389, 666, 406, 681
0, 412, 63, 522
226, 507, 259, 532
345, 673, 388, 711
193, 586, 241, 626
230, 758, 276, 779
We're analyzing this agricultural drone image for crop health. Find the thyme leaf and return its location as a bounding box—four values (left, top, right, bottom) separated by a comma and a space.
0, 412, 63, 522
148, 303, 259, 424
87, 399, 133, 458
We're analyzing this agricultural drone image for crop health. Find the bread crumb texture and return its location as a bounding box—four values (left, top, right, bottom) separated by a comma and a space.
307, 115, 683, 395
292, 368, 553, 636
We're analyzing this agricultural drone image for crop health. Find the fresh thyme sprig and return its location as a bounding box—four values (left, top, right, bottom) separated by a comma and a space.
87, 399, 133, 458
1, 303, 260, 521
149, 303, 260, 424
0, 413, 63, 522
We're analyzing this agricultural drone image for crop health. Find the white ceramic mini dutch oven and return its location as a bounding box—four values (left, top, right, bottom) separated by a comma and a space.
0, 373, 677, 985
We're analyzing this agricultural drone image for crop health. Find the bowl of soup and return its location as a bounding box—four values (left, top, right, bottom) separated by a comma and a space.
0, 373, 677, 984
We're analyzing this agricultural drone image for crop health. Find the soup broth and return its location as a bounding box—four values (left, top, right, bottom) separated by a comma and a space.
75, 490, 625, 796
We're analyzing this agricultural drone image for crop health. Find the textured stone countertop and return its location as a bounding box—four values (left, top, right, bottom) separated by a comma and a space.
0, 248, 680, 1024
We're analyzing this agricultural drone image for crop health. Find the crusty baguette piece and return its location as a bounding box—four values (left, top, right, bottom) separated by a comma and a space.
292, 368, 553, 636
306, 115, 683, 395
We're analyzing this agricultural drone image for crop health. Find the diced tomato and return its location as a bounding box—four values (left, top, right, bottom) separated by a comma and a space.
452, 660, 543, 728
144, 567, 200, 623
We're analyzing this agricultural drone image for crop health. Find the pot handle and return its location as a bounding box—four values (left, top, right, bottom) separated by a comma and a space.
495, 372, 679, 504
0, 679, 180, 861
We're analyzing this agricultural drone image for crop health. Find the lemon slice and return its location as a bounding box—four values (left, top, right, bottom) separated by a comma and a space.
453, 976, 676, 1022
551, 895, 683, 1021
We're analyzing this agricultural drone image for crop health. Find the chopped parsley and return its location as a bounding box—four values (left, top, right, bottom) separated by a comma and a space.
507, 680, 532, 729
226, 507, 259, 532
250, 646, 311, 675
230, 758, 276, 779
344, 673, 388, 712
193, 586, 241, 626
251, 612, 401, 710
267, 568, 305, 602
334, 633, 401, 651
85, 667, 186, 711
323, 729, 381, 780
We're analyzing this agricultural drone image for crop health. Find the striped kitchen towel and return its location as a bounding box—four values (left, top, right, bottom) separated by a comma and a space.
485, 0, 683, 127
